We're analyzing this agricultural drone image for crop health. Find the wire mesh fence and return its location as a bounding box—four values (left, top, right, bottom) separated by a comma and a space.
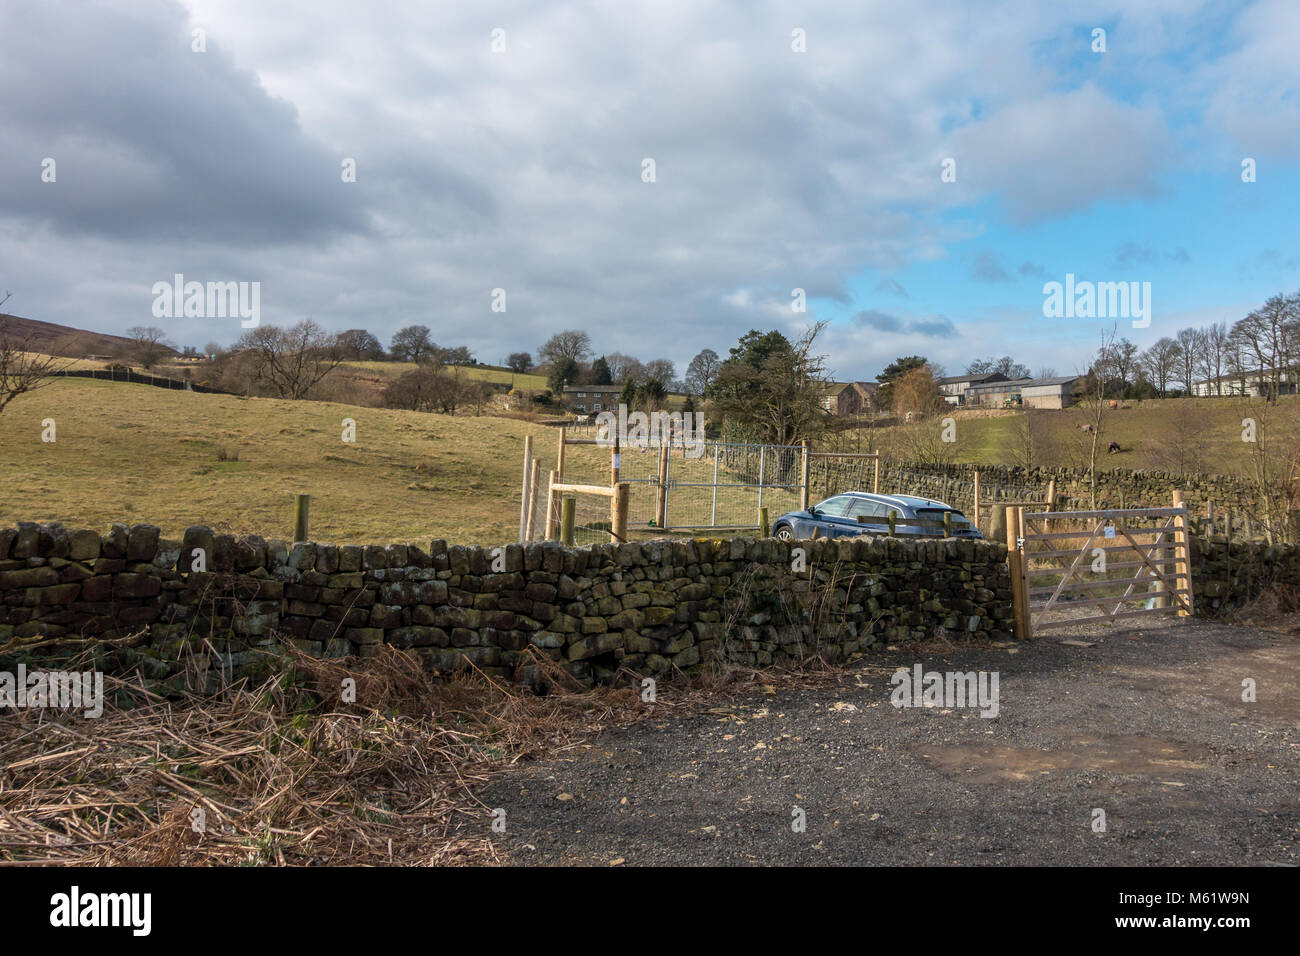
524, 433, 885, 538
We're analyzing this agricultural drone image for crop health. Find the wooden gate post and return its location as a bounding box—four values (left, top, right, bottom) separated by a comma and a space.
1173, 490, 1193, 617
1047, 478, 1057, 512
1006, 505, 1030, 639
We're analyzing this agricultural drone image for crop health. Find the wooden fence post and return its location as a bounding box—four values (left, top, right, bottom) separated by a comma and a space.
543, 469, 557, 540
656, 444, 669, 527
800, 440, 810, 510
293, 494, 310, 543
610, 482, 629, 544
1173, 490, 1193, 617
519, 435, 533, 542
611, 434, 620, 488
943, 511, 952, 538
525, 457, 541, 541
759, 506, 770, 537
1046, 478, 1057, 512
556, 427, 567, 481
888, 510, 897, 536
561, 496, 576, 546
973, 470, 981, 531
873, 456, 881, 494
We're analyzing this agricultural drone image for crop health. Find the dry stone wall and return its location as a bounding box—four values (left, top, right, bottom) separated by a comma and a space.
884, 462, 1265, 532
0, 521, 1013, 688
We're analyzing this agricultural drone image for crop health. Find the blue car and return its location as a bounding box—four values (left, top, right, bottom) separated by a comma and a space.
771, 492, 983, 541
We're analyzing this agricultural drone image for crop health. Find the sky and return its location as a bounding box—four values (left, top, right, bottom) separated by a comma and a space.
1, 0, 1297, 382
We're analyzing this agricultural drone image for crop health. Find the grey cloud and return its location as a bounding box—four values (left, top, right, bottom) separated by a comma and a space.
972, 250, 1012, 283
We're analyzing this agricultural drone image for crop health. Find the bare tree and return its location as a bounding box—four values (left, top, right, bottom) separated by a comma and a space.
232, 319, 345, 399
603, 352, 643, 384
684, 348, 721, 395
1139, 337, 1180, 397
537, 330, 592, 366
1175, 327, 1204, 395
125, 325, 173, 370
0, 294, 66, 415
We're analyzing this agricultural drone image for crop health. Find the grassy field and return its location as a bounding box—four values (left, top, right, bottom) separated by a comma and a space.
3, 380, 1285, 548
0, 379, 613, 547
339, 360, 550, 391
871, 396, 1295, 476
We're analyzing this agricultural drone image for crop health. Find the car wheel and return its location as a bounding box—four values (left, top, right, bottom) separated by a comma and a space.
773, 523, 794, 541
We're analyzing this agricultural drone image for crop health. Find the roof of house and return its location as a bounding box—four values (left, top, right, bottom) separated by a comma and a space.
935, 372, 1008, 387
561, 384, 622, 393
1020, 376, 1081, 389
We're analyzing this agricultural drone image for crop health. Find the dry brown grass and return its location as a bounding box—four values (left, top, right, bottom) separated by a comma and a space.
0, 640, 855, 866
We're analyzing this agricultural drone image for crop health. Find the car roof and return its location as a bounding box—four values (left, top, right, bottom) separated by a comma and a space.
831, 491, 955, 510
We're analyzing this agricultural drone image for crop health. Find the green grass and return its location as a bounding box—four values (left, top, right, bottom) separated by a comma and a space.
877, 397, 1294, 476
340, 360, 550, 392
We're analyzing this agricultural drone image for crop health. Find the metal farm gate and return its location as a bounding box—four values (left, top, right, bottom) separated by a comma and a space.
1004, 496, 1194, 637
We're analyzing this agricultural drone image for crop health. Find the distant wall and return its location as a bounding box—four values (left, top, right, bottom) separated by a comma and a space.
882, 462, 1267, 534
0, 521, 1013, 689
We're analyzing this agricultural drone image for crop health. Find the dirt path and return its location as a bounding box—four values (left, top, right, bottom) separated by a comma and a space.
477, 619, 1299, 865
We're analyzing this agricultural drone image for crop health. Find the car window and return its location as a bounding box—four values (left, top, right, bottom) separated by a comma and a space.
814, 496, 854, 517
852, 499, 890, 518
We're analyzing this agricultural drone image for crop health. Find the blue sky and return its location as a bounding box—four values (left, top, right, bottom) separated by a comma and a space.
1, 0, 1296, 382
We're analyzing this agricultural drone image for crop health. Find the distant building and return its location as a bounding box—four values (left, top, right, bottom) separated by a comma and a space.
963, 375, 1081, 409
936, 372, 1008, 406
1191, 369, 1299, 398
1020, 376, 1081, 409
965, 376, 1030, 407
819, 381, 878, 416
560, 384, 622, 414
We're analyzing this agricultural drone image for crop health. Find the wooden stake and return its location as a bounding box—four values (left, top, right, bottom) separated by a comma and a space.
656, 444, 669, 528
525, 457, 541, 541
518, 435, 533, 542
800, 440, 810, 510
973, 470, 981, 531
1046, 478, 1057, 512
556, 427, 567, 481
759, 506, 770, 537
293, 494, 310, 543
560, 496, 575, 546
873, 456, 880, 494
610, 482, 629, 544
543, 469, 557, 540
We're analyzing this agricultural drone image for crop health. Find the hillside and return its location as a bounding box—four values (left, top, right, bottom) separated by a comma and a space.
0, 313, 176, 359
0, 378, 609, 546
